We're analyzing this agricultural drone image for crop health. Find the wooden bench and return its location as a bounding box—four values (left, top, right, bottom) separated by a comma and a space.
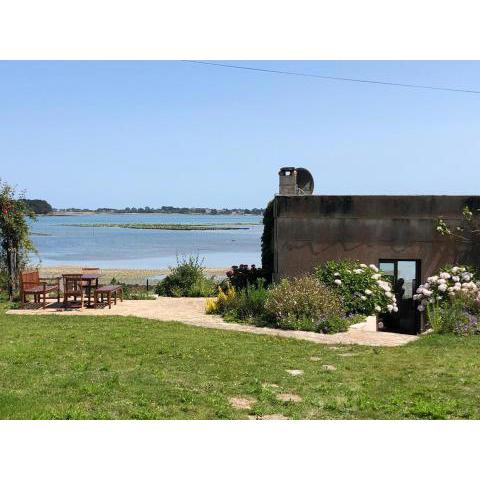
20, 270, 60, 309
94, 285, 123, 309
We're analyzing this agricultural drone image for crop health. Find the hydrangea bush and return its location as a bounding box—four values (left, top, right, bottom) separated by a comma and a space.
414, 266, 480, 335
413, 266, 480, 312
315, 259, 398, 316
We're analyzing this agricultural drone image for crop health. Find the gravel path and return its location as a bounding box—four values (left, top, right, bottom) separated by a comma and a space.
7, 297, 418, 347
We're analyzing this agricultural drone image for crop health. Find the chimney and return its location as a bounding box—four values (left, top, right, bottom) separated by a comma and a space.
278, 167, 297, 195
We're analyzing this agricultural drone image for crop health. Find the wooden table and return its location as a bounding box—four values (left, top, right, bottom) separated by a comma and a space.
81, 273, 102, 307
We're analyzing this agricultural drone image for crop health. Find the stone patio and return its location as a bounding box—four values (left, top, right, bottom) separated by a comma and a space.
6, 297, 418, 347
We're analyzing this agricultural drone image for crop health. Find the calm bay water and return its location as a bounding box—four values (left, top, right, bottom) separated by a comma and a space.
30, 213, 263, 269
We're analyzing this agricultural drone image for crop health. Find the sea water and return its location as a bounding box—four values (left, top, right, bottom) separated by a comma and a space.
29, 213, 263, 269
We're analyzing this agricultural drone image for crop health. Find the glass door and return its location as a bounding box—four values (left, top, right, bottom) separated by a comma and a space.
378, 259, 421, 334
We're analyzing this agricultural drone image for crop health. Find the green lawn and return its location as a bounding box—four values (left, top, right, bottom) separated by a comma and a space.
1, 305, 479, 419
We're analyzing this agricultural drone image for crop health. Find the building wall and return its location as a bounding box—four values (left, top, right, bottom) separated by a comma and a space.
273, 195, 480, 281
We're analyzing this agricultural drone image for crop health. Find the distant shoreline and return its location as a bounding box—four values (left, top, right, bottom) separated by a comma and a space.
60, 222, 259, 231
46, 210, 264, 217
39, 265, 229, 285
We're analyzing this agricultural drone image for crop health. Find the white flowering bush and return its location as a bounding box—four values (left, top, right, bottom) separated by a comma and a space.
315, 259, 397, 316
414, 265, 480, 312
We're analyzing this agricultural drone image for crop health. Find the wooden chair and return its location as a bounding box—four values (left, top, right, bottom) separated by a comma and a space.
62, 274, 85, 309
81, 267, 101, 303
20, 270, 60, 309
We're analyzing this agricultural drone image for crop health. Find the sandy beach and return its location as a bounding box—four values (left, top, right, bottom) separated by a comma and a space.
40, 265, 229, 285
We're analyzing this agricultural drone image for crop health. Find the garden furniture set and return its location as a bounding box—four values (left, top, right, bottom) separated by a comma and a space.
19, 268, 123, 310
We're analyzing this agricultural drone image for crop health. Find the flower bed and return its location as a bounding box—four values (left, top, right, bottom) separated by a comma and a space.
206, 273, 364, 334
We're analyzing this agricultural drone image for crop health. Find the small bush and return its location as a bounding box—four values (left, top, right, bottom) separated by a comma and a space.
265, 276, 346, 333
206, 280, 269, 325
224, 280, 269, 324
315, 259, 397, 316
155, 255, 216, 297
427, 301, 466, 333
321, 314, 366, 334
321, 316, 351, 334
427, 297, 479, 335
226, 264, 265, 290
205, 283, 236, 314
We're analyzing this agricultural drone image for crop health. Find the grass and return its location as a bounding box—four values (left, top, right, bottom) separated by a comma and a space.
61, 223, 258, 230
1, 302, 480, 419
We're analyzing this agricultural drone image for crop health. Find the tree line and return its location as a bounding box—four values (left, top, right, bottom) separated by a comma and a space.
54, 206, 264, 215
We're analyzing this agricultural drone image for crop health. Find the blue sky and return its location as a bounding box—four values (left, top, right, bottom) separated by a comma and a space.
1, 61, 479, 209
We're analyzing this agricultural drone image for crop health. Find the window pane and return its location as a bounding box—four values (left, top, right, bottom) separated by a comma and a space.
379, 262, 395, 279
397, 261, 417, 299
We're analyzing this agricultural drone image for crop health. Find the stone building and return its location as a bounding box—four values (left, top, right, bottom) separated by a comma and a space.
272, 168, 480, 333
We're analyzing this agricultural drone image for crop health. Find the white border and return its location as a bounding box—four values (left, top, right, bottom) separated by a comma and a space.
1, 420, 478, 479
1, 0, 480, 59
1, 1, 479, 478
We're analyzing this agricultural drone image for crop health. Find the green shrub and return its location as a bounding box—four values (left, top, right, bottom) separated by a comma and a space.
315, 259, 397, 316
265, 276, 346, 333
207, 280, 269, 325
321, 316, 351, 334
222, 280, 269, 324
321, 314, 366, 334
155, 255, 216, 297
427, 296, 479, 335
427, 300, 463, 334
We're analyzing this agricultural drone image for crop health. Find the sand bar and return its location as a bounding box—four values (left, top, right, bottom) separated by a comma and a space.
39, 265, 229, 285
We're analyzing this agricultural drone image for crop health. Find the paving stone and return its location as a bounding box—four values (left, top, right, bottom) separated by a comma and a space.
262, 383, 279, 389
248, 414, 289, 420
286, 369, 304, 376
229, 397, 256, 410
276, 393, 302, 403
338, 353, 357, 357
310, 356, 321, 361
322, 364, 337, 371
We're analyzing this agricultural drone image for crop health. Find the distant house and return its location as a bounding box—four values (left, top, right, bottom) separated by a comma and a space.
272, 168, 480, 333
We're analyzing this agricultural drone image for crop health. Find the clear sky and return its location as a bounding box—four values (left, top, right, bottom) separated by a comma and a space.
1, 61, 479, 209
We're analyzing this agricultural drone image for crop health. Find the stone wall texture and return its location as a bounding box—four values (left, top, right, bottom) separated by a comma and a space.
273, 195, 480, 280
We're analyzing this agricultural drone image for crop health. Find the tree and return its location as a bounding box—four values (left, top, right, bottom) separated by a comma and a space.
0, 179, 36, 300
24, 199, 53, 214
